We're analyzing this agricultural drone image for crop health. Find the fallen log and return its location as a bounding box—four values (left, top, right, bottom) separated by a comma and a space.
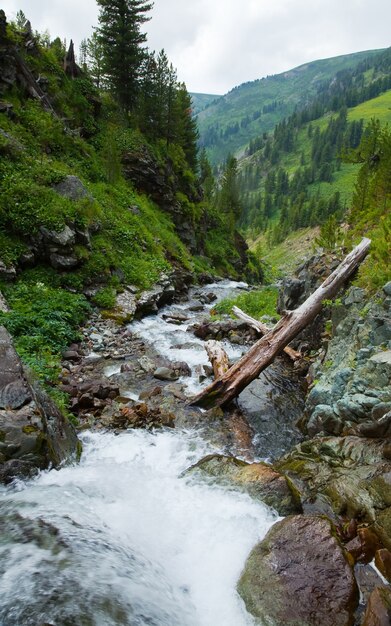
232, 306, 301, 361
204, 340, 230, 379
191, 238, 371, 409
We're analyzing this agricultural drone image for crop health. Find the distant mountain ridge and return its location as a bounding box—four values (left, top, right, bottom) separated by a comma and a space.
195, 49, 384, 164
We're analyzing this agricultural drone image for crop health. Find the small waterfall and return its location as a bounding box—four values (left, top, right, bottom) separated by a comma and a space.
0, 430, 277, 626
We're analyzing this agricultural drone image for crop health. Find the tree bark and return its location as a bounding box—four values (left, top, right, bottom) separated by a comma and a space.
191, 238, 371, 409
232, 306, 301, 361
204, 340, 230, 378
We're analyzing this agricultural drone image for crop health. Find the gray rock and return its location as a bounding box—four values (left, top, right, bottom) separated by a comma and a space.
0, 260, 16, 280
153, 367, 180, 381
53, 175, 93, 201
40, 224, 76, 247
383, 282, 391, 297
49, 253, 79, 270
115, 290, 137, 321
0, 291, 9, 312
0, 326, 79, 482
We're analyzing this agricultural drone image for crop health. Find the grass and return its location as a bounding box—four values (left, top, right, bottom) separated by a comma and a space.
348, 89, 391, 124
212, 286, 280, 320
249, 227, 320, 279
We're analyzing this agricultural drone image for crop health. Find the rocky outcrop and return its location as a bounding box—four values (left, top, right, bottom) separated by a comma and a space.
238, 515, 358, 626
276, 436, 391, 531
135, 273, 176, 317
185, 454, 301, 515
0, 326, 79, 483
303, 284, 391, 438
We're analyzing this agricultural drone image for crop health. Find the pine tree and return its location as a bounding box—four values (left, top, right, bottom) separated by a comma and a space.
217, 156, 241, 231
86, 32, 105, 89
96, 0, 153, 113
173, 83, 198, 170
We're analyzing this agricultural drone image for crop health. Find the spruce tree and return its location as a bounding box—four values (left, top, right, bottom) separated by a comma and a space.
96, 0, 153, 113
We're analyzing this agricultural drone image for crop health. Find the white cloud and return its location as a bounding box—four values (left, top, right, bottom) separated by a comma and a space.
2, 0, 390, 93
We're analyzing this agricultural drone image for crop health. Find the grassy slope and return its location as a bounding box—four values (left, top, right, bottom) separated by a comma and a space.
249, 227, 320, 279
190, 92, 221, 115
197, 50, 382, 165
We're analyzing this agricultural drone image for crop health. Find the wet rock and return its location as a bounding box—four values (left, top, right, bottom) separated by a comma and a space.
162, 311, 189, 323
375, 549, 391, 583
102, 401, 175, 430
153, 367, 180, 381
188, 303, 204, 312
276, 436, 391, 526
0, 326, 79, 481
362, 586, 391, 626
191, 319, 253, 342
345, 527, 381, 564
354, 564, 385, 606
238, 515, 358, 626
186, 455, 301, 516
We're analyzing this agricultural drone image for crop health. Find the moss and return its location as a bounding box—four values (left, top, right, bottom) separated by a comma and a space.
22, 424, 40, 435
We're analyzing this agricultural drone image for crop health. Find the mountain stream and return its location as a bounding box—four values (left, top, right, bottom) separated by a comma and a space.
0, 281, 305, 626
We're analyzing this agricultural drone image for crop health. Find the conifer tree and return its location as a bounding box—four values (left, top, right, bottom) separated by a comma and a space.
96, 0, 153, 113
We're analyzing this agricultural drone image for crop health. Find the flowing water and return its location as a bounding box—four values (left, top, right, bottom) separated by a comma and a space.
0, 281, 302, 626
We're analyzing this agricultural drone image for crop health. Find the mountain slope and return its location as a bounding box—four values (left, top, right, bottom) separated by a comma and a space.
197, 50, 383, 165
190, 92, 221, 115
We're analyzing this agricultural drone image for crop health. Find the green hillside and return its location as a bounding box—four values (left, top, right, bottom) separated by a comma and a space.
190, 92, 221, 115
0, 11, 258, 396
197, 50, 383, 165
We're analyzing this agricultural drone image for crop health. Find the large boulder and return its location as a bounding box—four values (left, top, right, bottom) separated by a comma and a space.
185, 454, 301, 515
238, 515, 358, 626
135, 274, 176, 317
0, 326, 79, 483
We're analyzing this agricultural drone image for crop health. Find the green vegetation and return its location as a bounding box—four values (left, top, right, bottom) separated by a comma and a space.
213, 287, 279, 321
346, 121, 391, 289
0, 7, 256, 406
234, 45, 391, 291
250, 227, 320, 280
190, 92, 221, 116
197, 50, 383, 165
0, 276, 90, 385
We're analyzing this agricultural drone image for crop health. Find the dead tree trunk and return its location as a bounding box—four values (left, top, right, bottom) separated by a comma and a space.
204, 340, 230, 378
232, 306, 301, 361
191, 238, 371, 409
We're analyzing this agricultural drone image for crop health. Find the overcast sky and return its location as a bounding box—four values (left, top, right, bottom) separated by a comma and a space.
2, 0, 391, 94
